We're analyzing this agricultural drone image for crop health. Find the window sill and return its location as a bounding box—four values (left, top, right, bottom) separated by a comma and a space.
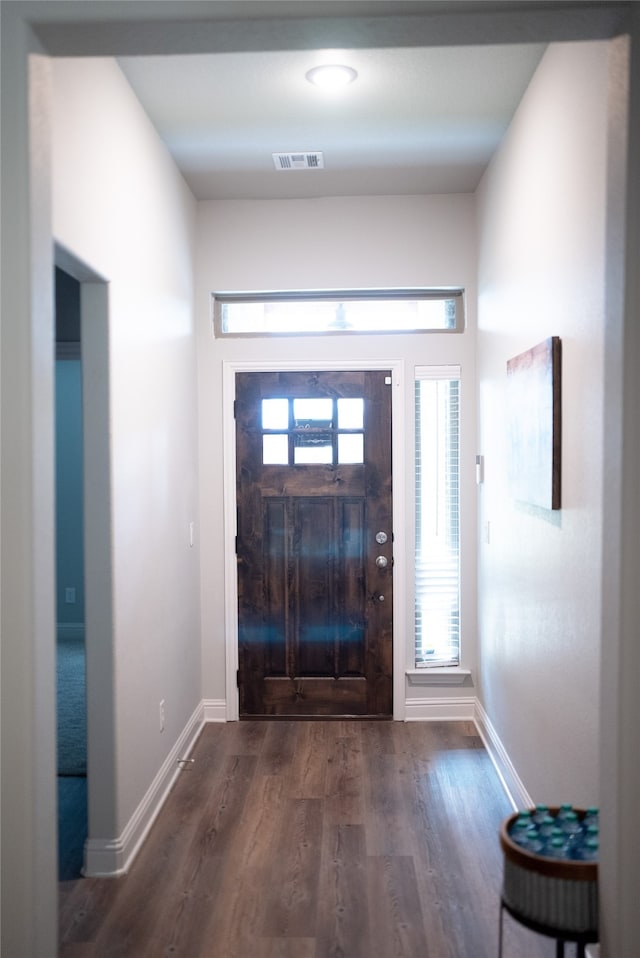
406, 668, 471, 687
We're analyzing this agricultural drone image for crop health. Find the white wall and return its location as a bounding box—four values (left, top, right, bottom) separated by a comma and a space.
599, 17, 640, 955
195, 194, 477, 714
51, 59, 201, 842
0, 18, 59, 953
476, 41, 612, 805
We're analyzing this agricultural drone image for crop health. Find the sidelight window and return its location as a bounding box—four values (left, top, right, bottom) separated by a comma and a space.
261, 397, 364, 466
415, 367, 460, 668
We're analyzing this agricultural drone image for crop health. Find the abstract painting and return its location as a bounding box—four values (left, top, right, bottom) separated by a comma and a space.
507, 336, 561, 510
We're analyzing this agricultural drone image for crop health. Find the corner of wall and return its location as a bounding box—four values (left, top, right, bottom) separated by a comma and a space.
83, 702, 204, 877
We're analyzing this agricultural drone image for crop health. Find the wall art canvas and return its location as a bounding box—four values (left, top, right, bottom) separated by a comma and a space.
507, 336, 561, 510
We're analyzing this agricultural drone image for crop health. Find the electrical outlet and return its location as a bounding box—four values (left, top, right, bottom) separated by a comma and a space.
159, 699, 165, 732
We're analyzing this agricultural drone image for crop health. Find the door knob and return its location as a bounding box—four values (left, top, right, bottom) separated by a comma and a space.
375, 555, 388, 569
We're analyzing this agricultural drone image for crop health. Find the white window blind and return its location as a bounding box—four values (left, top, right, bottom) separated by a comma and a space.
415, 366, 460, 668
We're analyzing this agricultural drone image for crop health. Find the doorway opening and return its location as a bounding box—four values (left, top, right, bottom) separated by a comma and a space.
55, 266, 87, 880
223, 359, 407, 722
53, 246, 115, 880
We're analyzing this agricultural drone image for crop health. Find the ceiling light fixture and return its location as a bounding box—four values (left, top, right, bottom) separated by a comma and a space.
305, 64, 358, 90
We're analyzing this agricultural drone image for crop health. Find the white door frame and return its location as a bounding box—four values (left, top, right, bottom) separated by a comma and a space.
54, 245, 118, 875
222, 358, 406, 721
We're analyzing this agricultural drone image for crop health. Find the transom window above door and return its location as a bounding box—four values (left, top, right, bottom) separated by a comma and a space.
262, 396, 364, 465
213, 289, 464, 336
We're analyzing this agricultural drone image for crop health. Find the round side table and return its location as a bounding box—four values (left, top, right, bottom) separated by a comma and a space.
499, 810, 598, 958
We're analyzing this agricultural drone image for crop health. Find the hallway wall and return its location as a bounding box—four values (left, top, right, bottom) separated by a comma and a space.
195, 194, 478, 713
476, 40, 613, 805
50, 58, 201, 840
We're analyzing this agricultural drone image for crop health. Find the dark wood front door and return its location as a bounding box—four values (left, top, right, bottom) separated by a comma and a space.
236, 370, 393, 717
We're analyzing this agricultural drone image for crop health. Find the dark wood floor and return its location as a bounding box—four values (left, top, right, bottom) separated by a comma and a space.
59, 720, 552, 958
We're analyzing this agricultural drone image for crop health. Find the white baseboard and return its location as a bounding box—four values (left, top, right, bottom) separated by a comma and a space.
202, 698, 227, 722
404, 695, 532, 812
474, 699, 533, 811
404, 695, 476, 721
83, 701, 205, 877
82, 695, 528, 877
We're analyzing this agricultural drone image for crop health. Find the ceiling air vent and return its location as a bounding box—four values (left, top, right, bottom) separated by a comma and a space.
272, 152, 325, 171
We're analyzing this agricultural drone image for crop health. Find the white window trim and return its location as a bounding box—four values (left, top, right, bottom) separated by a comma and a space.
415, 363, 461, 381
406, 668, 471, 686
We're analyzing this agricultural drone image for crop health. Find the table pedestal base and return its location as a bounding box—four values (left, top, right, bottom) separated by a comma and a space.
499, 898, 597, 958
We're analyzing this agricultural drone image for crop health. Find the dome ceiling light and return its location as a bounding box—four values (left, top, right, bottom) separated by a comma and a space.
305, 64, 358, 90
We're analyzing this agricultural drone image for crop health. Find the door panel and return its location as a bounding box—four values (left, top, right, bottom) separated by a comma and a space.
236, 369, 392, 717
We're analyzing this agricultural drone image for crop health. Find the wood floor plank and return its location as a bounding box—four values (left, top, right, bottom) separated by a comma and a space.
359, 718, 397, 755
56, 943, 102, 958
367, 854, 429, 958
389, 742, 454, 957
287, 721, 330, 799
92, 754, 258, 957
226, 716, 270, 755
146, 753, 266, 958
409, 727, 542, 958
363, 752, 417, 856
416, 754, 500, 957
261, 798, 324, 938
257, 720, 300, 777
196, 773, 287, 958
58, 721, 551, 958
315, 823, 370, 958
324, 730, 365, 825
254, 938, 317, 958
58, 876, 125, 947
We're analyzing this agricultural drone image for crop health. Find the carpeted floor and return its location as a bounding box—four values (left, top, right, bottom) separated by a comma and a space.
56, 636, 87, 776
58, 775, 87, 881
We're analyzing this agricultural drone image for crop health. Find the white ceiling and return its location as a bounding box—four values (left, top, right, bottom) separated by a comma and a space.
118, 41, 546, 200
